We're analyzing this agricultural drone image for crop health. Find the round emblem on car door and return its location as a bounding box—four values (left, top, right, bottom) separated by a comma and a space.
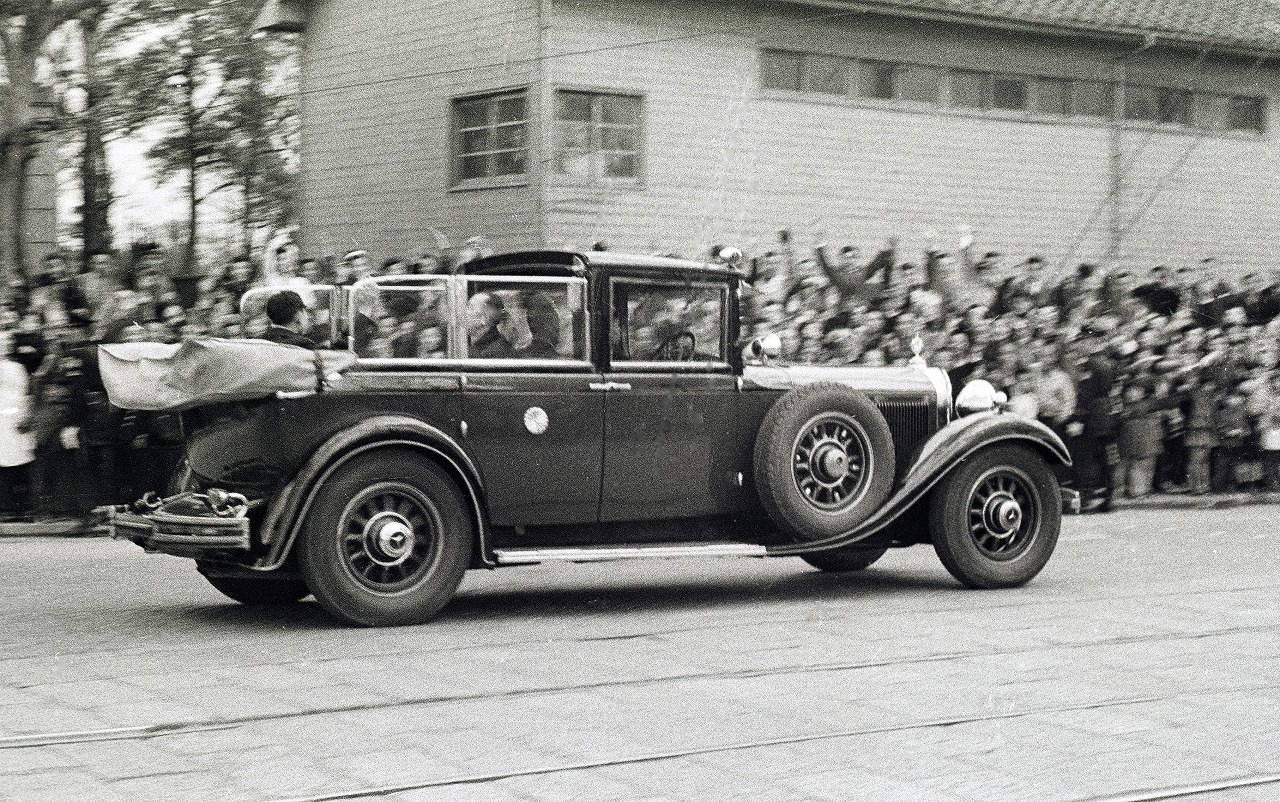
524, 406, 549, 435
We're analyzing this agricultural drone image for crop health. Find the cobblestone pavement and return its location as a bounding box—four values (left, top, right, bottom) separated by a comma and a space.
0, 506, 1276, 802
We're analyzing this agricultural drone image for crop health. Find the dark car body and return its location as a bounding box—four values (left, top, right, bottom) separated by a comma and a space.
105, 250, 1071, 625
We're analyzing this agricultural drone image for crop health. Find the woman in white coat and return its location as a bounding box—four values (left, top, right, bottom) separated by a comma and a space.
0, 329, 35, 519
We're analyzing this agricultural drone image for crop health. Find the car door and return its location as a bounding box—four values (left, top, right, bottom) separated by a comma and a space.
598, 276, 743, 522
459, 275, 605, 527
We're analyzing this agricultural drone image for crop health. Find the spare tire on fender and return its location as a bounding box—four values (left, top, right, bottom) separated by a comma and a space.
753, 382, 896, 541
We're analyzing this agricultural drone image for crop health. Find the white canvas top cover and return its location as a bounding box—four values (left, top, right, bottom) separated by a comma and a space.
98, 337, 356, 411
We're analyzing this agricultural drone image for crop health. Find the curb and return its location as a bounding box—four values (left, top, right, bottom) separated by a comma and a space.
1110, 491, 1280, 512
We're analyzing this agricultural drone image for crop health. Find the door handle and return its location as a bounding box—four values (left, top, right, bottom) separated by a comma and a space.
588, 382, 632, 391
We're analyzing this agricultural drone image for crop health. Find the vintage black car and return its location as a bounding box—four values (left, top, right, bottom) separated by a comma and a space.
103, 250, 1072, 627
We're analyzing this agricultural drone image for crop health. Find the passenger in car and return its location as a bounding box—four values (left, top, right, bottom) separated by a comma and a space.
262, 291, 316, 349
490, 291, 561, 359
466, 292, 512, 359
513, 291, 562, 359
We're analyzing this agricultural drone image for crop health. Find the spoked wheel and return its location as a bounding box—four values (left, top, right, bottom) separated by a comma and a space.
792, 413, 872, 511
929, 444, 1060, 588
754, 384, 895, 541
299, 449, 472, 626
339, 483, 444, 593
966, 470, 1038, 561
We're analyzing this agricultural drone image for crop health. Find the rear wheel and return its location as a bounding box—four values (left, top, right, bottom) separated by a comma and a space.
800, 545, 889, 572
298, 449, 473, 626
201, 573, 311, 605
929, 444, 1060, 589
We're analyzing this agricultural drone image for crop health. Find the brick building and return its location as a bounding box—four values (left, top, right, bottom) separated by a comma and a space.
260, 0, 1280, 274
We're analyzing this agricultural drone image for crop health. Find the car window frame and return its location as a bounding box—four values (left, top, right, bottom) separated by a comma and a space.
344, 274, 593, 369
461, 275, 592, 367
607, 276, 732, 373
346, 275, 458, 367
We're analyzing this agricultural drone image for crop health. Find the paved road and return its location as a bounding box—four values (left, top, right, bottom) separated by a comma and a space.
0, 507, 1276, 802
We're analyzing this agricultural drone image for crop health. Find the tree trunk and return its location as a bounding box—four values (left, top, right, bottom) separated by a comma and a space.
0, 137, 27, 288
183, 51, 198, 275
80, 12, 112, 264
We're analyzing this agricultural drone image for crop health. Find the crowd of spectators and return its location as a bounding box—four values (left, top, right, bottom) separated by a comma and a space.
737, 229, 1280, 511
0, 228, 1278, 525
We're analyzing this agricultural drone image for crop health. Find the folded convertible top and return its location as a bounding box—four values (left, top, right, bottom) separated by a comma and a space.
99, 337, 356, 411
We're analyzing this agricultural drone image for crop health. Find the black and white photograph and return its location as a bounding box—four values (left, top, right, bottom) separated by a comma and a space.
1, 0, 1278, 799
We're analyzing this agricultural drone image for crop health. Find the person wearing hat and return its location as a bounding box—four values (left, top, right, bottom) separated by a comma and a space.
339, 250, 374, 286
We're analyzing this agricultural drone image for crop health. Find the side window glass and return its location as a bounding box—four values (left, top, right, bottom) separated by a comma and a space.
239, 285, 336, 345
464, 278, 587, 360
349, 278, 451, 359
611, 281, 726, 363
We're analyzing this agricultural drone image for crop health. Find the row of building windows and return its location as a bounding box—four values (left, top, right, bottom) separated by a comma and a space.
760, 48, 1267, 133
453, 89, 643, 185
449, 54, 1268, 186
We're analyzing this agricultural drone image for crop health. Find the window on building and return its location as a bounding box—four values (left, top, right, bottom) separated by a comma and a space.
950, 70, 987, 109
452, 90, 528, 184
991, 75, 1028, 110
855, 61, 940, 103
859, 60, 897, 100
1193, 93, 1231, 130
555, 90, 642, 180
802, 54, 852, 95
1071, 80, 1113, 117
760, 49, 803, 91
1126, 85, 1191, 125
1230, 95, 1266, 132
1124, 84, 1158, 121
1033, 77, 1070, 115
1156, 87, 1192, 124
897, 65, 942, 103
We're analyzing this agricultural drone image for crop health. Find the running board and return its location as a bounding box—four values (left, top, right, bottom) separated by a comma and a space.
493, 542, 769, 565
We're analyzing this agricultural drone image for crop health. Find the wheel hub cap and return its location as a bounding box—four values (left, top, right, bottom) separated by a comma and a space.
983, 493, 1023, 538
814, 444, 850, 482
364, 512, 416, 566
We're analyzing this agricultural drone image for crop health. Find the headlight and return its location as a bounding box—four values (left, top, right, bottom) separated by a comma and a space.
956, 379, 1007, 415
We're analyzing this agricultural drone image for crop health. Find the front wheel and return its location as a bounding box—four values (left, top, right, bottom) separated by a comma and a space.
298, 449, 473, 626
929, 444, 1060, 589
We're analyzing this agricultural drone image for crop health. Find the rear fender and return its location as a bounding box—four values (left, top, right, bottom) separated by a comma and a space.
767, 412, 1069, 556
250, 416, 490, 571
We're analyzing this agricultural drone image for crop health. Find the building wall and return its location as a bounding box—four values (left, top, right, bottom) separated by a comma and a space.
541, 0, 1280, 274
297, 0, 542, 263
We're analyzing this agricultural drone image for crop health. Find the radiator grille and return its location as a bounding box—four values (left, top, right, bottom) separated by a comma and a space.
875, 399, 937, 476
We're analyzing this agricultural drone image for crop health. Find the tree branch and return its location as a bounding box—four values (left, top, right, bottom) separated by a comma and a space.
197, 181, 237, 204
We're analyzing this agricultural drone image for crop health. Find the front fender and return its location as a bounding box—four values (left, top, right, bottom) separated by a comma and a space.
251, 415, 490, 571
767, 412, 1069, 556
